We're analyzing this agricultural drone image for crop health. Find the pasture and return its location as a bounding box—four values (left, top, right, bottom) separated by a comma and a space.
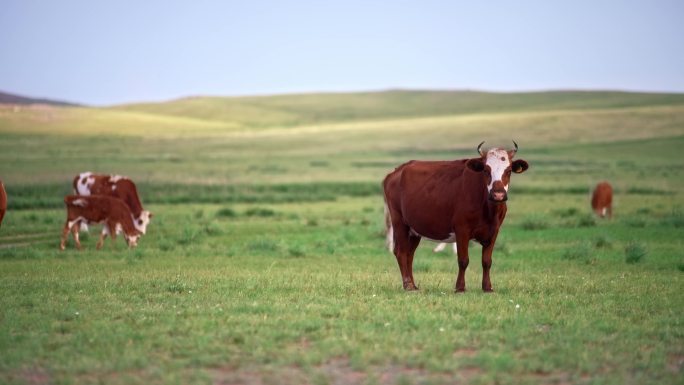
0, 91, 683, 384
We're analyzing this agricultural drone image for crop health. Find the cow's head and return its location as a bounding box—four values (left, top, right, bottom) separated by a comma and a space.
124, 231, 141, 248
466, 141, 529, 202
134, 210, 153, 234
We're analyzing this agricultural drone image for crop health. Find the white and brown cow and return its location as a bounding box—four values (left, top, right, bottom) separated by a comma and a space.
73, 172, 152, 234
60, 195, 141, 250
384, 141, 528, 292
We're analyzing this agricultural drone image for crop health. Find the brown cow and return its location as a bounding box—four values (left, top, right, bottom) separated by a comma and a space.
73, 172, 152, 234
0, 180, 6, 228
591, 181, 613, 218
60, 195, 141, 250
383, 141, 528, 292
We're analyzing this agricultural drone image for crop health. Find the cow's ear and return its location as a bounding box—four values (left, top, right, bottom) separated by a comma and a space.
466, 158, 485, 172
512, 159, 529, 173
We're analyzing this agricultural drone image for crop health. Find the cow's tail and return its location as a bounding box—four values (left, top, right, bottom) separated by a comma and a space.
384, 203, 394, 253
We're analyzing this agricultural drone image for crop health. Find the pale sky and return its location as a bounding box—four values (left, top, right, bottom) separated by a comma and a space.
1, 0, 683, 106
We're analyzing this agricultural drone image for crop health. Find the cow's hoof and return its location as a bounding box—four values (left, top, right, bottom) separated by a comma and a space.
403, 284, 419, 291
483, 288, 494, 293
455, 288, 466, 293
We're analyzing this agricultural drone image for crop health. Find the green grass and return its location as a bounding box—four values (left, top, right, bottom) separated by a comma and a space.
1, 90, 683, 384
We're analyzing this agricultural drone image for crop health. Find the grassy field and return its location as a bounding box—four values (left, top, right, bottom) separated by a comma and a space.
0, 90, 683, 384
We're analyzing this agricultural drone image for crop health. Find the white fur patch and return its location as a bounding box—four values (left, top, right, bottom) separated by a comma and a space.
72, 198, 87, 207
433, 242, 458, 254
134, 211, 151, 234
109, 175, 125, 183
76, 172, 95, 195
485, 149, 511, 192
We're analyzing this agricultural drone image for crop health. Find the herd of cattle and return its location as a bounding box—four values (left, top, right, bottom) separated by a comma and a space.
0, 142, 615, 292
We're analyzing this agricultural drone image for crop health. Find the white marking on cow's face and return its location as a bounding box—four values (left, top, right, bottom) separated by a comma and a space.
134, 210, 152, 234
485, 149, 511, 192
76, 172, 95, 195
126, 234, 139, 247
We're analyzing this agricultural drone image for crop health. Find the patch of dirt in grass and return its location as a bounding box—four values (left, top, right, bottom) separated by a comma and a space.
667, 353, 684, 374
209, 366, 309, 385
528, 371, 579, 385
209, 357, 482, 385
11, 367, 51, 385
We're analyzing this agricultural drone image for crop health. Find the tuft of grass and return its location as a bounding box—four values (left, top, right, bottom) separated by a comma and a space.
561, 242, 594, 264
244, 207, 277, 217
554, 207, 580, 218
287, 245, 307, 258
203, 222, 223, 236
167, 277, 191, 294
593, 234, 613, 249
624, 242, 647, 264
216, 207, 237, 218
520, 214, 549, 231
660, 210, 684, 228
177, 225, 203, 245
248, 238, 281, 253
574, 213, 597, 227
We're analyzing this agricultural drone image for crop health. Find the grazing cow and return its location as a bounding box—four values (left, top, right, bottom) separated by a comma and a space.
73, 172, 152, 234
383, 141, 528, 292
0, 180, 6, 228
591, 181, 613, 218
60, 195, 141, 250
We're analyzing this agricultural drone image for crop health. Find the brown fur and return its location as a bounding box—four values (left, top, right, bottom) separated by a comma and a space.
383, 149, 528, 292
591, 181, 613, 218
0, 180, 6, 228
60, 195, 141, 250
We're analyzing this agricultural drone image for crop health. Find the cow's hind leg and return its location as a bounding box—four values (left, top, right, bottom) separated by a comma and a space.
71, 222, 82, 250
392, 221, 421, 290
96, 225, 109, 250
60, 221, 71, 250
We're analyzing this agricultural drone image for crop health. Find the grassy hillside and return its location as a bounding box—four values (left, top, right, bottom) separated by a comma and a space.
111, 90, 684, 128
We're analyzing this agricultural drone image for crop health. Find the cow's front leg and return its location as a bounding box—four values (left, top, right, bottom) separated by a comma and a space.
481, 240, 495, 292
455, 235, 470, 292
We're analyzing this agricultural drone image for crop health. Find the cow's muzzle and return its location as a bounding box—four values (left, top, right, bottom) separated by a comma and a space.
489, 190, 508, 202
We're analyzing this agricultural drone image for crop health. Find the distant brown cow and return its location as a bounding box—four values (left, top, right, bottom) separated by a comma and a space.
384, 141, 528, 292
73, 172, 152, 234
0, 180, 6, 228
591, 181, 613, 218
60, 195, 141, 250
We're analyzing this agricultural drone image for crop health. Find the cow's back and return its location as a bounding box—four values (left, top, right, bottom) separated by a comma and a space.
74, 173, 143, 217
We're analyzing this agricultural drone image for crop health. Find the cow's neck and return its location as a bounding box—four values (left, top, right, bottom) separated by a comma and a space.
485, 200, 507, 224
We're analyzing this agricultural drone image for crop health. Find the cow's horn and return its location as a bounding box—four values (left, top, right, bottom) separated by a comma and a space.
512, 140, 519, 154
477, 141, 485, 156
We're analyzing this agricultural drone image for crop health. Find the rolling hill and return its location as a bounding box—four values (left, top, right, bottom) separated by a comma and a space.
0, 90, 80, 107
111, 89, 684, 128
